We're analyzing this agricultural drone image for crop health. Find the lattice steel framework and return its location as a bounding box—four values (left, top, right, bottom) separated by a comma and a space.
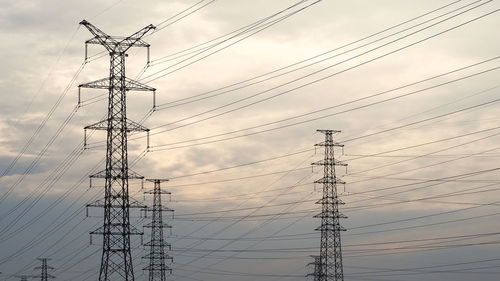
34, 258, 55, 281
143, 179, 173, 281
79, 20, 156, 281
312, 130, 347, 281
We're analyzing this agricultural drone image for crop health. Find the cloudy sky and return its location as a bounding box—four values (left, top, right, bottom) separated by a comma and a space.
0, 0, 500, 280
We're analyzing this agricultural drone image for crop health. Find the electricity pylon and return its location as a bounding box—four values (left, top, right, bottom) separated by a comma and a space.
312, 130, 347, 281
33, 258, 55, 281
78, 20, 156, 281
143, 179, 174, 281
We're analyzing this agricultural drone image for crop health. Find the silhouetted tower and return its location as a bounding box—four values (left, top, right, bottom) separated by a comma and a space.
79, 20, 156, 281
34, 258, 55, 281
312, 130, 347, 281
143, 179, 174, 281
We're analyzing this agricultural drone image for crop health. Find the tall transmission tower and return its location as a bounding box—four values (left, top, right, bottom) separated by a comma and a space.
79, 20, 156, 281
33, 258, 55, 281
312, 129, 347, 281
143, 179, 174, 281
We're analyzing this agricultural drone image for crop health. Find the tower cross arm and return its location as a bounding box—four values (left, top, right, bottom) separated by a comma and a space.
79, 19, 155, 53
117, 24, 156, 51
79, 20, 117, 52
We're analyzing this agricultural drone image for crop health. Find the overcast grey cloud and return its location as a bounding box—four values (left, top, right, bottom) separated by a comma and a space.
0, 0, 500, 281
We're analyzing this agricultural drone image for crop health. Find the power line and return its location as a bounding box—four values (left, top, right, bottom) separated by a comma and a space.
152, 0, 472, 111
144, 4, 497, 137
148, 62, 500, 151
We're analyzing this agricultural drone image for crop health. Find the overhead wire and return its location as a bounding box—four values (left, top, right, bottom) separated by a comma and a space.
148, 61, 500, 151
151, 0, 474, 111
143, 2, 497, 138
140, 0, 321, 82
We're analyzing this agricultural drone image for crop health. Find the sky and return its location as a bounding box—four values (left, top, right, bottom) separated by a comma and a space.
0, 0, 500, 280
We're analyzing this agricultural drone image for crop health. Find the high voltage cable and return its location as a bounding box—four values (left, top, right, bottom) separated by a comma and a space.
346, 83, 500, 140
171, 239, 499, 254
167, 167, 311, 188
140, 0, 321, 82
164, 125, 500, 191
348, 131, 500, 177
346, 184, 500, 212
148, 63, 500, 151
347, 137, 500, 189
347, 208, 500, 238
152, 0, 475, 111
175, 182, 311, 202
167, 157, 317, 274
169, 148, 314, 179
0, 107, 81, 227
346, 257, 500, 274
0, 62, 86, 204
342, 93, 500, 143
348, 174, 500, 184
157, 125, 500, 191
174, 168, 497, 217
345, 125, 500, 162
171, 168, 500, 236
175, 186, 311, 203
149, 0, 312, 65
152, 0, 215, 34
0, 27, 82, 186
345, 165, 500, 203
173, 176, 316, 279
178, 230, 500, 245
143, 3, 497, 137
146, 56, 500, 147
346, 152, 500, 159
0, 120, 106, 242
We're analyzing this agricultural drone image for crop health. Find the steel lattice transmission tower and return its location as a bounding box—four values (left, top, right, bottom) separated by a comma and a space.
79, 20, 156, 281
312, 129, 347, 281
34, 258, 55, 281
143, 179, 174, 281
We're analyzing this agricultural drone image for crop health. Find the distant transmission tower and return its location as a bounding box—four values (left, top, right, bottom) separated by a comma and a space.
15, 276, 31, 281
312, 129, 347, 281
79, 20, 156, 281
143, 179, 174, 281
34, 258, 55, 281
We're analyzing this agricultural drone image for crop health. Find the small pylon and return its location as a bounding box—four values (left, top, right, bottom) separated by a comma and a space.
312, 129, 347, 281
143, 179, 174, 281
33, 258, 55, 281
